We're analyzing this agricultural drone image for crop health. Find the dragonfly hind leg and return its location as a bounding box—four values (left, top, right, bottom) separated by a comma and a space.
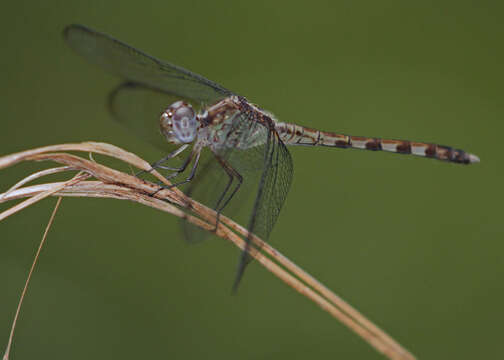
212, 154, 243, 232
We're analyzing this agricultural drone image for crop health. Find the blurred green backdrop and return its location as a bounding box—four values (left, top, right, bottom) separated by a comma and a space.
1, 1, 502, 359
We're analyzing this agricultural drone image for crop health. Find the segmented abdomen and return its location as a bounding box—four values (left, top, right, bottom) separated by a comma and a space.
275, 122, 479, 164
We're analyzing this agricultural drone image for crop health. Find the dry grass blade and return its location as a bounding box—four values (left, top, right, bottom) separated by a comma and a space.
3, 197, 63, 360
2, 166, 74, 195
0, 142, 416, 360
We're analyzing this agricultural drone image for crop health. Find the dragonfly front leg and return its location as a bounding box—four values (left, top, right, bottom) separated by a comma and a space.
136, 144, 189, 178
150, 147, 201, 196
212, 154, 243, 232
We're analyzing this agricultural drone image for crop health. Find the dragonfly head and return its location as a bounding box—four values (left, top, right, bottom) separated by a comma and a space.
159, 100, 198, 144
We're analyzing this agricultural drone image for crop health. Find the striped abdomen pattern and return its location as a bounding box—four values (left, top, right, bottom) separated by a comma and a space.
275, 122, 479, 164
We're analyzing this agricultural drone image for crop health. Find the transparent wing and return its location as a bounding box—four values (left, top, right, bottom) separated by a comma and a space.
64, 24, 233, 104
231, 128, 293, 291
182, 113, 294, 288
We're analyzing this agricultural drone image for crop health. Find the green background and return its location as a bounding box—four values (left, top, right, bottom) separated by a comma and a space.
1, 1, 502, 359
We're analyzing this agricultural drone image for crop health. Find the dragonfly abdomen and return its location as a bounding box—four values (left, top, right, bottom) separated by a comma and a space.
276, 122, 479, 164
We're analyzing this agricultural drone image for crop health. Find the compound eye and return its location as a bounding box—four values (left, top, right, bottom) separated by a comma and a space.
169, 102, 198, 143
173, 106, 195, 124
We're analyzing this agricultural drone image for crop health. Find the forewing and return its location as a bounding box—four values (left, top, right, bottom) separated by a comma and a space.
64, 24, 233, 103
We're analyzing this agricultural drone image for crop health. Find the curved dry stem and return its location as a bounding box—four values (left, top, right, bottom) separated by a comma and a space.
3, 196, 63, 360
0, 142, 415, 360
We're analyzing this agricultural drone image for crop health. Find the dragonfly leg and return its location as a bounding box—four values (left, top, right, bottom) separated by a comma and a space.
136, 144, 189, 178
150, 148, 201, 196
212, 154, 243, 232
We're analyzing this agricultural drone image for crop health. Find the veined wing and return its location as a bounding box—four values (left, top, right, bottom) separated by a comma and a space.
64, 24, 233, 104
231, 127, 293, 291
183, 111, 293, 289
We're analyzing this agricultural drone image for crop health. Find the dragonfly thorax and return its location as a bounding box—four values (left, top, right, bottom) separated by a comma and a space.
159, 100, 199, 144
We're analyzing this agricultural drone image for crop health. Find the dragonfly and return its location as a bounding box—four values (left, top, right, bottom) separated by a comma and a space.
63, 24, 479, 291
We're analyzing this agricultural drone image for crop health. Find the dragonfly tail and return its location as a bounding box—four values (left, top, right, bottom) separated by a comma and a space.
276, 122, 480, 164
